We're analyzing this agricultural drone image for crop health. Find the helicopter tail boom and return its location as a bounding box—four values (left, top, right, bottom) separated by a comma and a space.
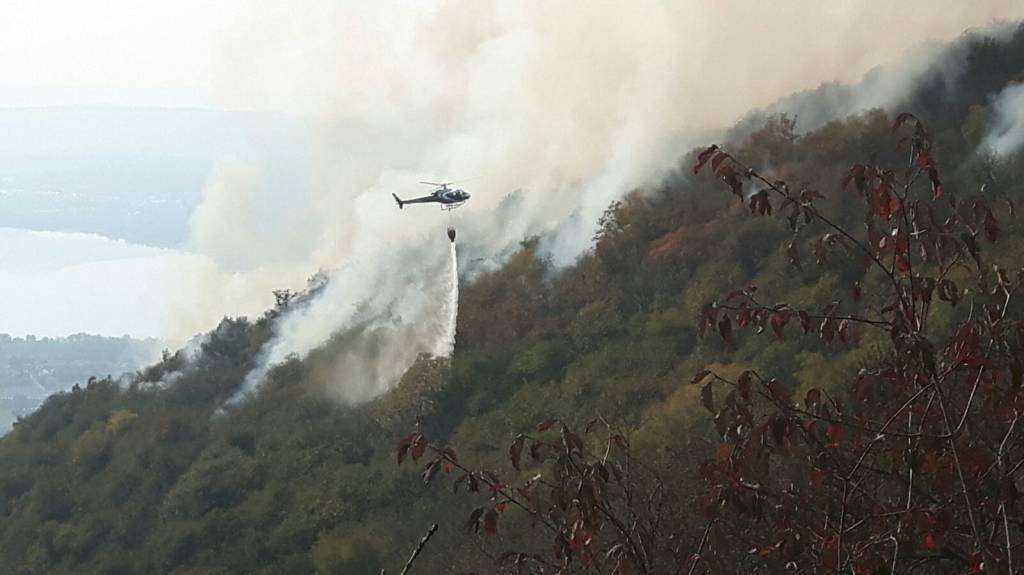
392, 193, 404, 209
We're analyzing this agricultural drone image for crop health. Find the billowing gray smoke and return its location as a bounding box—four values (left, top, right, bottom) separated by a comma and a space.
983, 82, 1024, 157
226, 230, 459, 405
183, 1, 1024, 404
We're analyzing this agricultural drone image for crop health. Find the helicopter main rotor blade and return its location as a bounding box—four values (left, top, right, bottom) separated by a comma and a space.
419, 177, 477, 185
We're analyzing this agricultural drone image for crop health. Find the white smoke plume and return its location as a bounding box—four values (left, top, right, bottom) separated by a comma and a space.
982, 82, 1024, 158
185, 1, 1024, 404
225, 228, 459, 405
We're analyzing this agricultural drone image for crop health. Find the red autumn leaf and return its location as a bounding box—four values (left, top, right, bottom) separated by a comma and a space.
798, 310, 812, 334
983, 211, 999, 242
482, 508, 499, 535
698, 304, 718, 337
887, 195, 901, 218
611, 434, 629, 450
722, 171, 744, 197
509, 434, 525, 470
710, 151, 731, 173
769, 310, 790, 339
842, 163, 868, 194
737, 370, 752, 401
804, 388, 821, 410
571, 527, 593, 551
410, 436, 428, 462
826, 423, 846, 447
896, 255, 911, 275
529, 440, 545, 462
454, 473, 481, 495
748, 545, 774, 557
892, 232, 909, 256
693, 145, 719, 174
488, 480, 504, 495
717, 314, 733, 345
443, 447, 458, 472
958, 445, 993, 476
925, 510, 949, 533
766, 378, 790, 403
736, 308, 752, 328
870, 184, 892, 218
821, 536, 845, 570
770, 417, 789, 446
892, 112, 916, 132
397, 433, 416, 465
749, 189, 772, 216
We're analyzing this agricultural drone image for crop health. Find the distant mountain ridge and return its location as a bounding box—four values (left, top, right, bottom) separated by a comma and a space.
0, 106, 309, 247
0, 332, 159, 431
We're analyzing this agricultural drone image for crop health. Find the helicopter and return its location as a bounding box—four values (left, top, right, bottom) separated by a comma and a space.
392, 181, 471, 210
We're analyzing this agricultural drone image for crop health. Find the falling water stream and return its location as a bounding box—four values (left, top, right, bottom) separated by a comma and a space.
437, 240, 459, 357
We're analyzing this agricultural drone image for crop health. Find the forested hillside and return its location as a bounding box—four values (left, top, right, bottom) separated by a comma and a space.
1, 25, 1023, 574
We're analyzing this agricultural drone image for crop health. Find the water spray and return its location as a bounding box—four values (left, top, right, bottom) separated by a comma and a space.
438, 228, 459, 357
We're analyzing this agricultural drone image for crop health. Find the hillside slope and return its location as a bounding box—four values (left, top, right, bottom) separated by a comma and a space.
1, 24, 1023, 574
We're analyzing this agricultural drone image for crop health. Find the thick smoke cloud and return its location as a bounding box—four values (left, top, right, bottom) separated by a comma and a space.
983, 82, 1024, 158
185, 1, 1024, 403
225, 232, 458, 405
734, 21, 1021, 137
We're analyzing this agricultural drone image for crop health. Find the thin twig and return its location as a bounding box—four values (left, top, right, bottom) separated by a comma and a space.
932, 376, 989, 559
685, 520, 714, 575
1003, 504, 1014, 574
399, 523, 439, 575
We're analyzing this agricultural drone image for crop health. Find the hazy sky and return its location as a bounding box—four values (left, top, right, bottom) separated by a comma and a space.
0, 0, 448, 111
0, 0, 246, 109
1, 0, 1021, 114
